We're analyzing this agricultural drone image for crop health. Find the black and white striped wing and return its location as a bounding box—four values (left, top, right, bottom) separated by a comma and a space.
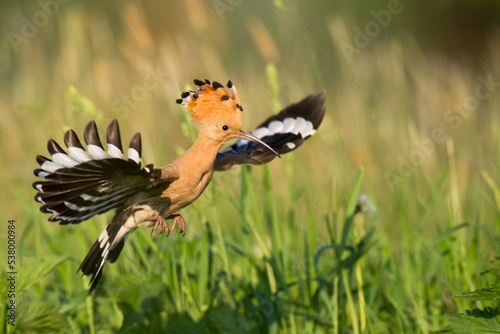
214, 91, 326, 171
33, 119, 165, 225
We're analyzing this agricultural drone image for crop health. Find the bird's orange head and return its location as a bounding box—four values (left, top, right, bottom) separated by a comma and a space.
177, 79, 242, 124
176, 79, 279, 157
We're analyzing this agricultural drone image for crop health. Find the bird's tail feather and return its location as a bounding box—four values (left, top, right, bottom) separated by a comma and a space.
78, 211, 131, 293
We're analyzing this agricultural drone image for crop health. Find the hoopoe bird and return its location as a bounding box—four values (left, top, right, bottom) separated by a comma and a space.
33, 79, 325, 292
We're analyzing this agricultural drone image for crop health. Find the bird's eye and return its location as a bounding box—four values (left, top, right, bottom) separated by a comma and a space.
222, 125, 229, 131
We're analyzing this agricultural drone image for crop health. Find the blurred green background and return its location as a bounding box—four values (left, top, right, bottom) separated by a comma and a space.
1, 0, 500, 333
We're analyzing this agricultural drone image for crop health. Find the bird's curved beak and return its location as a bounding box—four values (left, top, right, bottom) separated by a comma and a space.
234, 130, 281, 158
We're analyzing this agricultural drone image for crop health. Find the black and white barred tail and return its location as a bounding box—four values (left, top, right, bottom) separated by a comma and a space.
214, 91, 326, 170
33, 119, 156, 225
78, 208, 133, 293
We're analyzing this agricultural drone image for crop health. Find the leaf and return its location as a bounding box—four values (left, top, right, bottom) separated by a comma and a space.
202, 305, 246, 334
314, 244, 353, 270
346, 168, 365, 217
482, 171, 500, 211
17, 255, 69, 292
439, 308, 500, 333
113, 272, 163, 313
16, 300, 67, 333
164, 312, 204, 334
455, 281, 500, 301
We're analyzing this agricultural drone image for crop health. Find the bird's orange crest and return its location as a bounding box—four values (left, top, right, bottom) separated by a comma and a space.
176, 79, 243, 123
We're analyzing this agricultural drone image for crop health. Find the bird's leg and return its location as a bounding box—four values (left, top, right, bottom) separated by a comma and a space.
151, 215, 169, 235
151, 214, 186, 237
167, 214, 186, 236
166, 214, 186, 237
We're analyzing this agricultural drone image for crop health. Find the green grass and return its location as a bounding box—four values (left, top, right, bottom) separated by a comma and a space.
2, 1, 500, 333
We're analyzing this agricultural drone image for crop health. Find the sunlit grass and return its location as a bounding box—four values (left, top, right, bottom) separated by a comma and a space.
1, 1, 500, 333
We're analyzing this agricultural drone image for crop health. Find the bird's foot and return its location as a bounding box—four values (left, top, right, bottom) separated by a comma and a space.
151, 214, 186, 237
167, 214, 186, 237
151, 216, 169, 235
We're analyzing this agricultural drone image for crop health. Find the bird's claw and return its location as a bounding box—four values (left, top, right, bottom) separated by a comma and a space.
151, 216, 168, 235
169, 215, 186, 237
151, 215, 186, 237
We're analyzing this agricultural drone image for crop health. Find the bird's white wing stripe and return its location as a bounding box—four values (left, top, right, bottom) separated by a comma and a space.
299, 121, 316, 138
107, 144, 124, 159
268, 120, 284, 134
68, 147, 92, 162
97, 186, 108, 192
65, 192, 131, 213
291, 117, 306, 135
41, 161, 63, 172
87, 145, 109, 160
251, 117, 316, 141
81, 193, 97, 201
37, 171, 50, 178
51, 153, 79, 167
128, 148, 140, 164
280, 118, 296, 133
252, 127, 270, 139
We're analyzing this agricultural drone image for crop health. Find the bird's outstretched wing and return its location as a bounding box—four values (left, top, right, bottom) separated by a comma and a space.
33, 119, 174, 225
214, 91, 326, 171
